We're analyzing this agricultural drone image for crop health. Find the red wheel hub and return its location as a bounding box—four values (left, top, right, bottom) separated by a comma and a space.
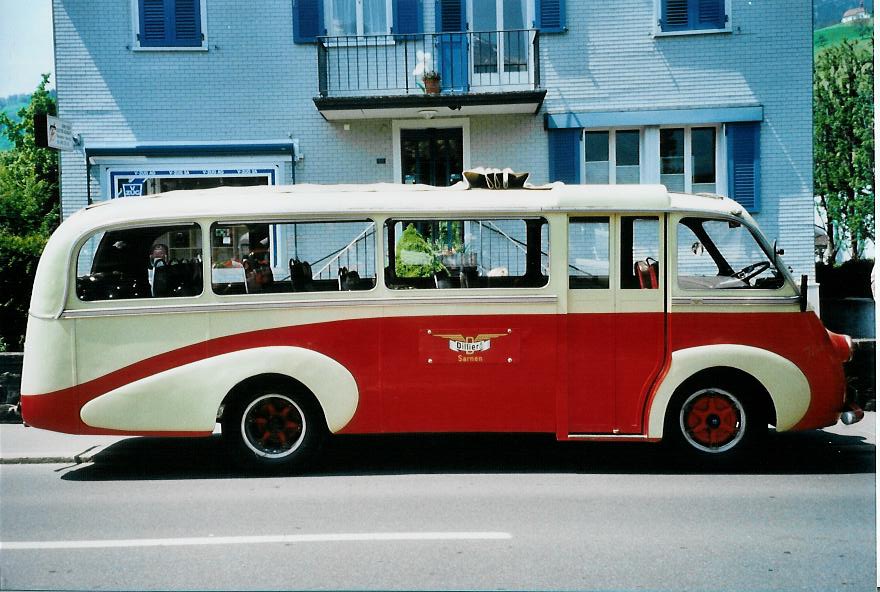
684, 393, 740, 447
246, 398, 303, 452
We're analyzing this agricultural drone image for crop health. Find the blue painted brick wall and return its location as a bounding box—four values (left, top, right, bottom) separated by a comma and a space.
53, 0, 813, 277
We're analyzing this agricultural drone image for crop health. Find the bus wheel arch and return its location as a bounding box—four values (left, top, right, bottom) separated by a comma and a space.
219, 373, 328, 472
647, 345, 811, 443
661, 367, 773, 458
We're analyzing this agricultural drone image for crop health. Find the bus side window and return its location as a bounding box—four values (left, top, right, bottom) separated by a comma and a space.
383, 218, 549, 290
621, 216, 659, 290
210, 220, 377, 295
568, 217, 610, 289
75, 224, 203, 301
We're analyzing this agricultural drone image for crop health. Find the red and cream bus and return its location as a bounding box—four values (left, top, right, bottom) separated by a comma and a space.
21, 178, 862, 471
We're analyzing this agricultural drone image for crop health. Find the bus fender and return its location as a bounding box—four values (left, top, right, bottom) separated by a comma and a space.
646, 344, 810, 438
79, 346, 359, 434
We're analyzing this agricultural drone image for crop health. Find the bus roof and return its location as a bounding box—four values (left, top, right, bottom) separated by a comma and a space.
77, 182, 743, 221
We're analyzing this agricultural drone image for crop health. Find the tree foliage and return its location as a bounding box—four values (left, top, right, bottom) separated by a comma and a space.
814, 40, 875, 263
0, 74, 60, 351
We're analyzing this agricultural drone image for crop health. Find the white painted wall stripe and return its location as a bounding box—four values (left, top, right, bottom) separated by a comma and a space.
0, 531, 512, 550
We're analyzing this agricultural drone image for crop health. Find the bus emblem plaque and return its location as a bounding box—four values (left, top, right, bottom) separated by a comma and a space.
421, 330, 519, 364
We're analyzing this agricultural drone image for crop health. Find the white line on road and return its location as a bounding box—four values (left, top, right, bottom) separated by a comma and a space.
0, 531, 512, 550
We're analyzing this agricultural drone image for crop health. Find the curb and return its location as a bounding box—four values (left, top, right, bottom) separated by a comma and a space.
0, 443, 117, 465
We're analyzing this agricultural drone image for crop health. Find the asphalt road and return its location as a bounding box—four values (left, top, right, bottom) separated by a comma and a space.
0, 427, 874, 591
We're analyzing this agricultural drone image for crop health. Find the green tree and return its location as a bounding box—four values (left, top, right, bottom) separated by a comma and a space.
0, 74, 60, 350
814, 40, 875, 263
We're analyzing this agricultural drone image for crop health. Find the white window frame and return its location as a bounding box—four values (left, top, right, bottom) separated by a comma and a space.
324, 0, 394, 37
581, 128, 644, 185
658, 124, 724, 194
652, 0, 732, 37
130, 0, 208, 51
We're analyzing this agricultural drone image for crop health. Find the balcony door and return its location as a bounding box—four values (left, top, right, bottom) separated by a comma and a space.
400, 127, 464, 187
470, 0, 530, 88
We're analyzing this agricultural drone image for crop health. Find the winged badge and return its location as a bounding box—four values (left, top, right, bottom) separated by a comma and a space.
433, 332, 508, 354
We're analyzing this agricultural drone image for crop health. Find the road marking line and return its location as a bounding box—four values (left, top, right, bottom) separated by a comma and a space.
0, 531, 512, 550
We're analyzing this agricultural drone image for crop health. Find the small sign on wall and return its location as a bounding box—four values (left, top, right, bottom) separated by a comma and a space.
34, 113, 75, 151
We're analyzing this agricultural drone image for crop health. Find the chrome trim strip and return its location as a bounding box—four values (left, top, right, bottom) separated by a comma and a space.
567, 434, 651, 440
61, 294, 560, 318
671, 295, 799, 306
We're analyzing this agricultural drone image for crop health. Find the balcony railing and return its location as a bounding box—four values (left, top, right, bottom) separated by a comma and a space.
317, 30, 540, 98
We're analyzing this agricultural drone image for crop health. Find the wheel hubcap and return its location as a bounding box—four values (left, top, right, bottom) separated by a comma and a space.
241, 395, 306, 458
679, 389, 745, 453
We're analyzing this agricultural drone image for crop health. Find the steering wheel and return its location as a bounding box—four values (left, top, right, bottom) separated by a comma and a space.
732, 261, 771, 284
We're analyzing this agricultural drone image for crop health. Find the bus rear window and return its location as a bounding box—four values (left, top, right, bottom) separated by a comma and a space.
383, 218, 549, 289
76, 224, 203, 301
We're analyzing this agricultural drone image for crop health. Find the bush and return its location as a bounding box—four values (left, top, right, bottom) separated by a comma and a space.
816, 259, 875, 298
395, 224, 443, 278
0, 233, 48, 350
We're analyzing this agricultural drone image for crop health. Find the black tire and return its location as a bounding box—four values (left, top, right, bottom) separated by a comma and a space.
222, 385, 326, 473
665, 383, 765, 463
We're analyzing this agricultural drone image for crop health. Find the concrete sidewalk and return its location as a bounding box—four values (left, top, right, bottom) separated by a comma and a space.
0, 413, 874, 465
0, 424, 137, 464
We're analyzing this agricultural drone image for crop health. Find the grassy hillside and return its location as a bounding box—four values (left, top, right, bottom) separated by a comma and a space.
815, 0, 875, 28
814, 20, 874, 53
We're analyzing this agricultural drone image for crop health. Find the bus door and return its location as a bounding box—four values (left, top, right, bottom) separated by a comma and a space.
566, 215, 667, 435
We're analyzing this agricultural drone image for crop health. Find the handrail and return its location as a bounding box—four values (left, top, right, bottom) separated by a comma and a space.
312, 223, 376, 278
316, 29, 539, 97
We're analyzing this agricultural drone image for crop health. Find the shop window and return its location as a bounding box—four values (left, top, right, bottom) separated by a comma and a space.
76, 224, 203, 301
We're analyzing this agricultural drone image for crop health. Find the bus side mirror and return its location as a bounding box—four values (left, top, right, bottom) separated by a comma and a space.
799, 274, 808, 312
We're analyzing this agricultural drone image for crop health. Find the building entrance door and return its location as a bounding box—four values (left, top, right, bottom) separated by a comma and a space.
400, 128, 464, 186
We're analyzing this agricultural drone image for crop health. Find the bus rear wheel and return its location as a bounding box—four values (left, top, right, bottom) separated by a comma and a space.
222, 386, 325, 473
666, 385, 764, 462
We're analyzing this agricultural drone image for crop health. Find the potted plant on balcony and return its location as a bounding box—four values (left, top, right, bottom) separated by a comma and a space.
422, 71, 441, 94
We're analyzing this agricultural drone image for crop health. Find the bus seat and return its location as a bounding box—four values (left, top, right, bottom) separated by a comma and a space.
634, 259, 659, 289
648, 257, 659, 289
460, 267, 480, 288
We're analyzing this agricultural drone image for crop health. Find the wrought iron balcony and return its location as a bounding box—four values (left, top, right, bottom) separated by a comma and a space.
313, 30, 546, 120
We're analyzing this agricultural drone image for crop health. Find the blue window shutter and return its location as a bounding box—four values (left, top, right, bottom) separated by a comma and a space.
172, 0, 201, 46
727, 122, 761, 212
139, 0, 168, 46
549, 129, 582, 184
536, 0, 565, 33
697, 0, 725, 29
393, 0, 422, 34
139, 0, 201, 47
661, 0, 690, 31
436, 0, 465, 31
294, 0, 323, 43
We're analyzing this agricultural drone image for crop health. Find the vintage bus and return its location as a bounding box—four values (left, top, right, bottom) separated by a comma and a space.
20, 178, 862, 471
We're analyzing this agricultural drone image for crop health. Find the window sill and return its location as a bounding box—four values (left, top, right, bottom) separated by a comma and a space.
653, 27, 732, 38
320, 37, 396, 48
131, 45, 209, 52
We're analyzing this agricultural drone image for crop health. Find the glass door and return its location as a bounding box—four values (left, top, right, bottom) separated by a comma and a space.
400, 128, 464, 187
471, 0, 529, 88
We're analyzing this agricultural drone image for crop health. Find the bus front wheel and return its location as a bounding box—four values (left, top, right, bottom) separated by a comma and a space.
666, 385, 764, 461
222, 386, 325, 473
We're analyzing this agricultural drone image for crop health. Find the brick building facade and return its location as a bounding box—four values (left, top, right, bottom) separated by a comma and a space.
52, 0, 814, 277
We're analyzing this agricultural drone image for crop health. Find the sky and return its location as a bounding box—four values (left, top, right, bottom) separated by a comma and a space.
0, 0, 55, 97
